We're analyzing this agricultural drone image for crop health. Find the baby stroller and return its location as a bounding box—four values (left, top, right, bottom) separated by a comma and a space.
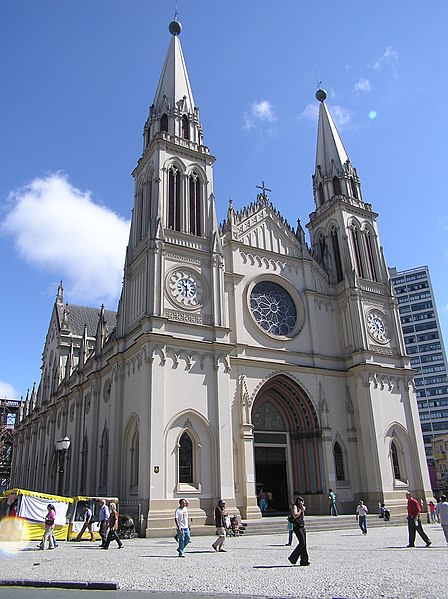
118, 514, 136, 539
225, 515, 240, 537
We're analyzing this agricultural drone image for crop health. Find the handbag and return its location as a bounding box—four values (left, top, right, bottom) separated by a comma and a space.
287, 515, 294, 523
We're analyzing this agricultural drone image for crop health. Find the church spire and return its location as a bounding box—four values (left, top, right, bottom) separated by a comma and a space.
143, 19, 204, 150
312, 89, 362, 208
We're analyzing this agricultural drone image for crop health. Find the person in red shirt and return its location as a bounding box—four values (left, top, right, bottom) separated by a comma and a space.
406, 492, 431, 548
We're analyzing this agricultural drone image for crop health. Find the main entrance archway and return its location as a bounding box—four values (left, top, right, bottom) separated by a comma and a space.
252, 375, 324, 512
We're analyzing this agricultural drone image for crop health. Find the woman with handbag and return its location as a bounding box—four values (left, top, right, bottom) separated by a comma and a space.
288, 496, 310, 566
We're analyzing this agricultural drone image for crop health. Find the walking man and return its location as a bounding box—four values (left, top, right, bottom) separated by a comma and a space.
436, 495, 448, 544
76, 503, 95, 541
175, 498, 190, 557
328, 489, 338, 516
98, 499, 110, 548
288, 496, 310, 566
406, 492, 431, 547
355, 500, 368, 535
212, 499, 228, 552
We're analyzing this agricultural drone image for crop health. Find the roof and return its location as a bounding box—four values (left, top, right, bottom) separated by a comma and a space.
59, 304, 117, 338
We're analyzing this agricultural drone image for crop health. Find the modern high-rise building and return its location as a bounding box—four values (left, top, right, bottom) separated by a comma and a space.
389, 266, 448, 482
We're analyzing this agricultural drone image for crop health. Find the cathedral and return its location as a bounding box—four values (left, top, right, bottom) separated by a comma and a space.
12, 19, 432, 536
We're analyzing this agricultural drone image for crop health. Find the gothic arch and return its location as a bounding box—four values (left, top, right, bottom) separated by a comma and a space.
123, 413, 140, 496
251, 374, 323, 502
384, 423, 411, 489
164, 409, 216, 497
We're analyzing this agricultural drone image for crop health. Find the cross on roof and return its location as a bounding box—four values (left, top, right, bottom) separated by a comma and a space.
256, 180, 272, 197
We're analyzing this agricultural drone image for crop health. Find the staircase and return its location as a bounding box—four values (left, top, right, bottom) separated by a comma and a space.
241, 514, 406, 535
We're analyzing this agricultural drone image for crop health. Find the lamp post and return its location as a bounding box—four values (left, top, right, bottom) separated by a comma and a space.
55, 436, 71, 496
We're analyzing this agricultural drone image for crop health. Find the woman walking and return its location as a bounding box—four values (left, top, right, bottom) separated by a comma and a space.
41, 504, 56, 550
101, 503, 123, 549
288, 496, 310, 566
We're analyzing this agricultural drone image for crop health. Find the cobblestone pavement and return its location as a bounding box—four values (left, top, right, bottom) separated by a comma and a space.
0, 523, 447, 598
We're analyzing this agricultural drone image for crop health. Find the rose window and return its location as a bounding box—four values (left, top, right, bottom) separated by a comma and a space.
250, 281, 297, 336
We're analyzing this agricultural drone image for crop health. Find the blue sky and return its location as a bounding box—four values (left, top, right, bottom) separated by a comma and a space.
1, 0, 448, 399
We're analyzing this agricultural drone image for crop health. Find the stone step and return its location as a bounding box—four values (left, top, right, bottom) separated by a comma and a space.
241, 514, 407, 535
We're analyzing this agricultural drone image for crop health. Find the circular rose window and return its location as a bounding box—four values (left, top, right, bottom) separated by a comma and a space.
250, 281, 297, 336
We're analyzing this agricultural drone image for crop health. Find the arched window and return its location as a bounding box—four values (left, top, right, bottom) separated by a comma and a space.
168, 166, 181, 231
391, 441, 402, 480
350, 225, 365, 278
80, 435, 88, 495
332, 176, 341, 197
189, 173, 201, 235
160, 113, 168, 133
364, 230, 378, 282
318, 234, 327, 268
318, 182, 325, 206
99, 428, 109, 491
334, 442, 345, 481
331, 228, 344, 282
135, 189, 144, 243
182, 115, 190, 140
351, 177, 358, 199
131, 430, 139, 488
179, 432, 193, 483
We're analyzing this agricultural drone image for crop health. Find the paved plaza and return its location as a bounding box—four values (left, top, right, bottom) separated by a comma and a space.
0, 522, 447, 598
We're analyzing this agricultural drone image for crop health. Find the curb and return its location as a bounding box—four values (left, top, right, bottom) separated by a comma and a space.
0, 580, 118, 590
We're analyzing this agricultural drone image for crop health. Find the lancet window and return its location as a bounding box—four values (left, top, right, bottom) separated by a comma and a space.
331, 227, 344, 282
332, 176, 341, 197
334, 442, 345, 481
130, 430, 139, 488
99, 428, 109, 491
160, 113, 168, 133
168, 166, 181, 231
391, 441, 402, 480
364, 229, 378, 282
182, 115, 190, 140
189, 172, 201, 236
350, 224, 365, 278
179, 431, 193, 484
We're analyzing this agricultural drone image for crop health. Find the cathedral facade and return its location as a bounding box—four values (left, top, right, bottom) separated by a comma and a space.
12, 21, 432, 535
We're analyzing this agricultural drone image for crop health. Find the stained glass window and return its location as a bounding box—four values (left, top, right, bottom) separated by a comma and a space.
250, 281, 297, 336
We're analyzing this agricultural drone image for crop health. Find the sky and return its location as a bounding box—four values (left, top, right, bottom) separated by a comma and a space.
1, 0, 448, 400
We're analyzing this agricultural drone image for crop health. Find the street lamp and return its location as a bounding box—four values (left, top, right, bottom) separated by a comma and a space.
55, 436, 71, 496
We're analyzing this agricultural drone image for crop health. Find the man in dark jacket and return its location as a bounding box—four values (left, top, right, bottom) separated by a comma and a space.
212, 499, 228, 552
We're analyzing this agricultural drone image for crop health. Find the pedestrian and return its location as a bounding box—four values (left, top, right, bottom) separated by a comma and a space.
435, 495, 448, 544
175, 498, 190, 557
429, 501, 438, 524
75, 503, 95, 541
98, 498, 110, 547
40, 504, 56, 550
406, 492, 431, 548
212, 499, 228, 552
287, 496, 310, 566
257, 489, 267, 512
286, 502, 294, 546
328, 488, 338, 516
355, 500, 368, 534
101, 502, 123, 549
379, 502, 390, 521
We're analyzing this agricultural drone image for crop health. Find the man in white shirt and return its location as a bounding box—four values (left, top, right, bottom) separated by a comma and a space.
356, 500, 368, 535
175, 498, 190, 557
436, 495, 448, 544
98, 499, 110, 547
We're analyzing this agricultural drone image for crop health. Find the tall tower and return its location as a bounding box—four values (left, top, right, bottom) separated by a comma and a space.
117, 19, 225, 339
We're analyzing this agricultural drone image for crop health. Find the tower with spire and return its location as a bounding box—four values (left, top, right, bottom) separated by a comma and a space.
12, 16, 431, 534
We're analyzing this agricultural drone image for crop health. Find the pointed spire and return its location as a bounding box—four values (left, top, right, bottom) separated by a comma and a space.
30, 382, 37, 410
315, 91, 349, 177
56, 281, 64, 305
24, 389, 30, 416
65, 340, 74, 383
78, 324, 88, 373
153, 27, 195, 118
95, 304, 107, 357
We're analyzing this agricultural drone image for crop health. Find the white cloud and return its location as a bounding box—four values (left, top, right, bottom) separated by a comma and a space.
299, 103, 353, 129
299, 103, 319, 122
354, 78, 372, 93
0, 380, 20, 399
2, 174, 130, 306
243, 100, 276, 130
372, 46, 399, 70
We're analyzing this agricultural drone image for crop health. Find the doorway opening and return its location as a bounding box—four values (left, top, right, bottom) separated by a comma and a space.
255, 444, 289, 513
